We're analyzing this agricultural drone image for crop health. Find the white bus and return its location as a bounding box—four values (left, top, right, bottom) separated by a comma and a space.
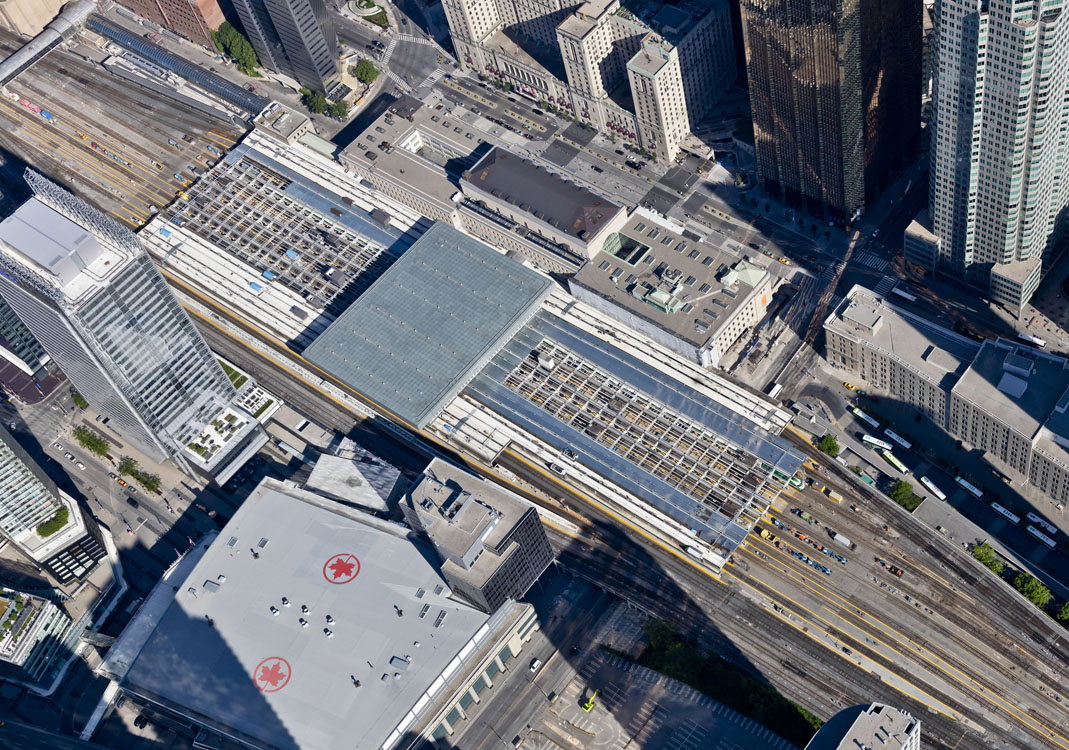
990, 502, 1020, 525
920, 476, 946, 501
884, 429, 912, 451
862, 434, 893, 450
1027, 525, 1057, 549
891, 287, 918, 304
1026, 512, 1057, 537
955, 476, 983, 499
882, 450, 909, 474
1017, 333, 1047, 349
766, 382, 784, 400
852, 407, 881, 430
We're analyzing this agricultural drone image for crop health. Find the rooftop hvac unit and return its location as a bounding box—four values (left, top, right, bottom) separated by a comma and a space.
537, 353, 556, 371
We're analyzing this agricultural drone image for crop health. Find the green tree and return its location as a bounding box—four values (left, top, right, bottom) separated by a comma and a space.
890, 480, 912, 503
818, 435, 840, 456
1013, 573, 1052, 609
135, 472, 161, 493
300, 88, 328, 114
970, 542, 1004, 576
73, 426, 110, 457
212, 22, 260, 76
330, 99, 350, 120
71, 391, 88, 409
1056, 601, 1069, 623
351, 58, 380, 84
118, 457, 138, 476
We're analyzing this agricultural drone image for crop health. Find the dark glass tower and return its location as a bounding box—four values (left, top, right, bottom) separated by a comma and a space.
740, 0, 920, 218
232, 0, 339, 93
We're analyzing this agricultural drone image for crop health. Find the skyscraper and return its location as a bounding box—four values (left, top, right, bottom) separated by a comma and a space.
905, 0, 1069, 312
740, 0, 921, 218
0, 425, 106, 585
231, 0, 339, 93
0, 173, 235, 474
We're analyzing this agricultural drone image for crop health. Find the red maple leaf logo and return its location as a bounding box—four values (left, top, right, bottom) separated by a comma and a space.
259, 661, 287, 688
328, 556, 355, 580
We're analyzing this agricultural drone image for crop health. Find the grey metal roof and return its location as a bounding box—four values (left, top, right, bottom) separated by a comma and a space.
119, 480, 491, 750
466, 311, 803, 551
0, 198, 103, 284
304, 222, 553, 428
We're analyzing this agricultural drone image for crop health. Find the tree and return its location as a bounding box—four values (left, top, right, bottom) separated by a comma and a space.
352, 58, 380, 85
971, 542, 1004, 576
71, 391, 88, 409
212, 22, 260, 76
1013, 573, 1052, 609
330, 99, 350, 120
118, 457, 138, 476
73, 426, 109, 457
818, 434, 840, 456
890, 480, 913, 504
1056, 601, 1069, 623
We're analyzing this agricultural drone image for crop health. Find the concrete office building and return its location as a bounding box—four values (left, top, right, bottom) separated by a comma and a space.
0, 173, 236, 475
825, 285, 1069, 505
113, 0, 224, 47
443, 0, 734, 159
906, 0, 1069, 311
568, 211, 774, 368
0, 425, 107, 584
305, 222, 804, 571
740, 0, 921, 218
804, 703, 921, 750
403, 458, 554, 613
230, 0, 339, 93
100, 478, 540, 750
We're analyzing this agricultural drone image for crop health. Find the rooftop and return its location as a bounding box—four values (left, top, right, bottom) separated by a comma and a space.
804, 703, 920, 750
304, 453, 401, 513
953, 339, 1069, 440
462, 148, 625, 245
112, 479, 497, 750
405, 458, 537, 588
825, 286, 979, 391
570, 213, 771, 348
303, 222, 553, 429
0, 197, 133, 304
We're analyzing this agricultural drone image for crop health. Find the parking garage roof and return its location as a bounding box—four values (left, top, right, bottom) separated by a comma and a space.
303, 222, 553, 428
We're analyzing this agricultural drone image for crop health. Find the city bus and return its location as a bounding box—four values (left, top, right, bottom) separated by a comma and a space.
1027, 525, 1057, 549
919, 476, 947, 501
883, 429, 912, 451
851, 408, 881, 430
862, 434, 893, 450
881, 450, 908, 473
990, 502, 1020, 525
955, 476, 983, 499
1026, 512, 1057, 537
891, 287, 918, 304
1017, 333, 1047, 349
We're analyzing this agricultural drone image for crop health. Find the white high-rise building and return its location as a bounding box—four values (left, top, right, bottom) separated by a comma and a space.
0, 173, 235, 474
906, 0, 1069, 312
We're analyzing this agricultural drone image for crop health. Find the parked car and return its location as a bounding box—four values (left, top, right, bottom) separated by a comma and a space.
529, 658, 542, 673
76, 462, 86, 470
64, 452, 75, 461
126, 497, 139, 508
53, 442, 63, 450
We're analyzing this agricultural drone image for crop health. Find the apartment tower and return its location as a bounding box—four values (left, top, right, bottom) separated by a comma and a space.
741, 0, 921, 218
905, 0, 1069, 312
113, 0, 225, 47
0, 173, 236, 474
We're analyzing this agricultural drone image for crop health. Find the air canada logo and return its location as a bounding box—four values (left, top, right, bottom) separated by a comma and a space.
323, 553, 360, 584
253, 657, 291, 693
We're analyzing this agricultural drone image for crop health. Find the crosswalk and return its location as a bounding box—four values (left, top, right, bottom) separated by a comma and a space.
397, 33, 437, 46
417, 68, 446, 89
382, 38, 398, 65
386, 70, 412, 93
873, 276, 896, 296
855, 251, 889, 271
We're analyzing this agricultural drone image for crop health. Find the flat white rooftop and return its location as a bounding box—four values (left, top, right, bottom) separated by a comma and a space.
114, 479, 492, 750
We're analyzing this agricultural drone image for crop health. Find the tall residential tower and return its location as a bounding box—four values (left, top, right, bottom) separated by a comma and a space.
0, 173, 236, 474
740, 0, 921, 218
905, 0, 1069, 311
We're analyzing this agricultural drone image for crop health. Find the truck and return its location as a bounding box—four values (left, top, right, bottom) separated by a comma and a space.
832, 532, 856, 550
826, 490, 844, 503
39, 110, 53, 122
